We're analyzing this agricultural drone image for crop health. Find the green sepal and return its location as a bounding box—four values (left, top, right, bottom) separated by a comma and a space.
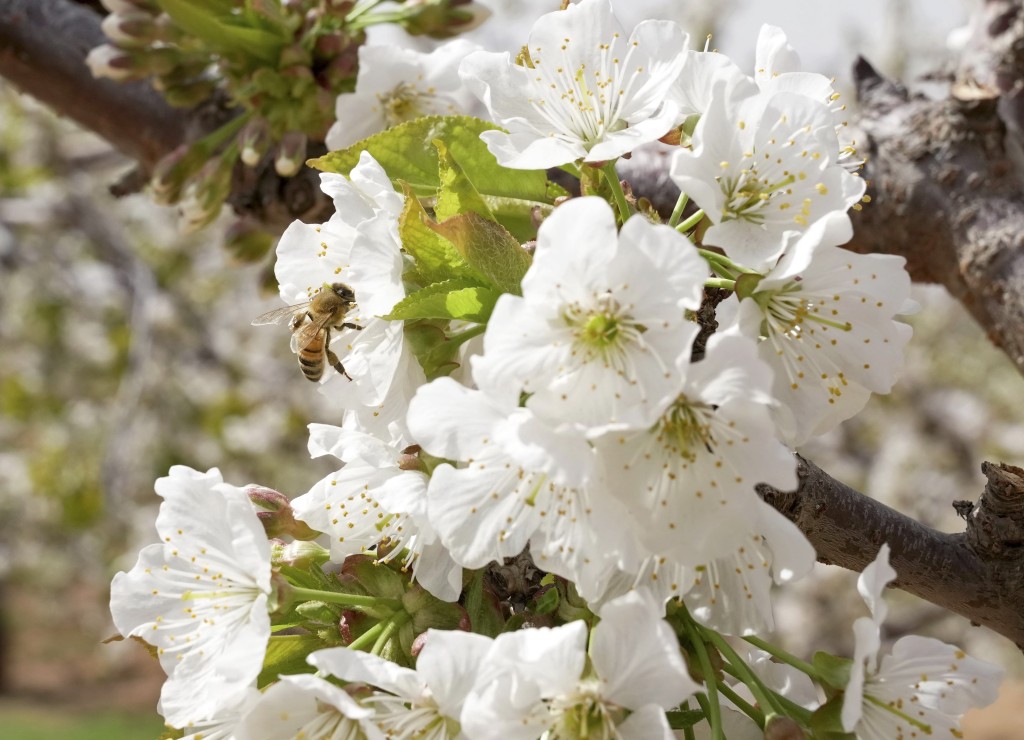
435, 139, 495, 222
398, 185, 472, 285
665, 710, 708, 730
384, 278, 501, 323
813, 651, 853, 691
257, 634, 322, 687
531, 584, 559, 615
808, 695, 856, 739
308, 115, 568, 204
734, 272, 765, 301
463, 570, 505, 638
425, 212, 531, 295
156, 0, 284, 63
403, 320, 462, 380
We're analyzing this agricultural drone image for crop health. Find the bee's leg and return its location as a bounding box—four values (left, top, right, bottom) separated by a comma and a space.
339, 322, 363, 331
323, 331, 353, 381
289, 312, 310, 331
326, 349, 353, 381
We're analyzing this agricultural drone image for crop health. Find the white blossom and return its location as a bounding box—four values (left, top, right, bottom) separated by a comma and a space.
474, 197, 707, 437
754, 25, 861, 170
462, 593, 698, 739
109, 467, 272, 727
670, 85, 865, 269
728, 212, 914, 446
841, 544, 1003, 739
291, 423, 462, 601
594, 332, 796, 568
272, 152, 424, 430
407, 376, 636, 600
309, 629, 493, 738
170, 686, 261, 740
327, 40, 486, 151
238, 674, 383, 740
459, 0, 687, 168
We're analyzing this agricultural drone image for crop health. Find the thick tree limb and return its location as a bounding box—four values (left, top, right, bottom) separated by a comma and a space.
0, 0, 187, 170
846, 0, 1024, 375
760, 459, 1024, 648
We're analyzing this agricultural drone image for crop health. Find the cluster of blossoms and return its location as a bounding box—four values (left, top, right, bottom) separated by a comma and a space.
110, 1, 1002, 738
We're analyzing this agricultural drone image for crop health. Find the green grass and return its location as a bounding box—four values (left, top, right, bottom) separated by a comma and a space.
0, 706, 167, 740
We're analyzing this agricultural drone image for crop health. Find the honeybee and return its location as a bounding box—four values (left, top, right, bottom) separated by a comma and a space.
253, 282, 363, 382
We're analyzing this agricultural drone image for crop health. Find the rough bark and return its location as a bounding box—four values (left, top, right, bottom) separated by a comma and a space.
760, 459, 1024, 648
0, 0, 187, 171
3, 0, 1024, 645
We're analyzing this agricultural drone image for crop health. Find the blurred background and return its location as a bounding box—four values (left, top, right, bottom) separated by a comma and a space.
2, 0, 1023, 738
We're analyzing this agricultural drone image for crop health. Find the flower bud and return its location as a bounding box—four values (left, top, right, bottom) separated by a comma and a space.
763, 715, 806, 740
274, 131, 307, 177
248, 485, 320, 540
101, 0, 159, 14
239, 119, 271, 167
85, 44, 146, 81
149, 144, 207, 205
100, 11, 161, 46
271, 539, 331, 568
401, 0, 491, 39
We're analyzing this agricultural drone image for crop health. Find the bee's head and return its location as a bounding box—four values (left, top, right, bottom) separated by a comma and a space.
329, 282, 356, 305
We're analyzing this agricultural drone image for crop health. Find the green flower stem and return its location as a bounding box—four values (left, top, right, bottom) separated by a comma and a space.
668, 192, 689, 228
446, 323, 487, 348
601, 161, 632, 224
347, 620, 386, 652
680, 701, 697, 740
345, 0, 387, 22
716, 680, 765, 727
704, 278, 736, 291
287, 585, 401, 613
348, 10, 410, 30
696, 248, 757, 275
675, 208, 705, 234
684, 619, 723, 740
692, 695, 716, 740
196, 111, 252, 156
743, 634, 819, 679
702, 628, 787, 718
371, 610, 412, 656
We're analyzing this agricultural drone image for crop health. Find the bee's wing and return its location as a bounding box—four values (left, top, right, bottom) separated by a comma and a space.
293, 312, 336, 352
252, 302, 311, 326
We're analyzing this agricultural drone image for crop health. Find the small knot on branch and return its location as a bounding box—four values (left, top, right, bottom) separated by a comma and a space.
965, 461, 1024, 556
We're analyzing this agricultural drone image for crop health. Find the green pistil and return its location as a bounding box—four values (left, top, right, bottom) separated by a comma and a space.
582, 312, 619, 347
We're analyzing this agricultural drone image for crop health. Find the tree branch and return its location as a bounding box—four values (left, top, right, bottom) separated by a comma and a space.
760, 458, 1024, 648
0, 0, 187, 170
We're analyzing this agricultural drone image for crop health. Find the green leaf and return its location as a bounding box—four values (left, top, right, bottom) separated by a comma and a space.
403, 320, 462, 380
384, 279, 501, 323
308, 115, 567, 204
463, 570, 505, 638
258, 634, 322, 687
157, 0, 284, 63
398, 186, 469, 284
485, 195, 554, 243
812, 651, 853, 691
434, 139, 494, 222
426, 212, 532, 295
531, 585, 559, 615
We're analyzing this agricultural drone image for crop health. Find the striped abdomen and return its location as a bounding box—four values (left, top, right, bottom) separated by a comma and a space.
298, 330, 327, 381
